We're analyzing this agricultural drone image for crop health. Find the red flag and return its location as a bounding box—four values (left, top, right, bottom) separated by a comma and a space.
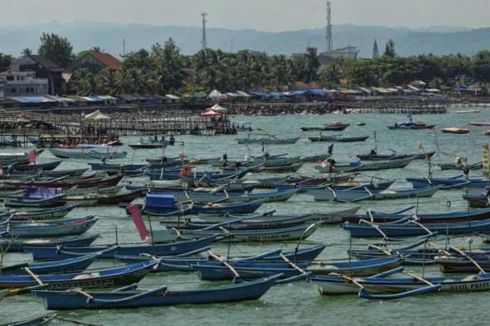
128, 204, 149, 241
27, 149, 36, 163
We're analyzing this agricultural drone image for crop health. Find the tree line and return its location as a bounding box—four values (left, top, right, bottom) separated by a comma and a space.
1, 34, 490, 96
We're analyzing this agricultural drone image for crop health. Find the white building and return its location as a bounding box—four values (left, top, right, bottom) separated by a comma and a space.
0, 71, 49, 97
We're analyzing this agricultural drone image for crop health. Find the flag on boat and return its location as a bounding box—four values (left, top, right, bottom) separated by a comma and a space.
128, 204, 149, 241
27, 149, 36, 163
483, 144, 489, 176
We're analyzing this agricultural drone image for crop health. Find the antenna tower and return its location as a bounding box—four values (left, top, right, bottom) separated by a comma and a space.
326, 1, 333, 52
201, 12, 208, 50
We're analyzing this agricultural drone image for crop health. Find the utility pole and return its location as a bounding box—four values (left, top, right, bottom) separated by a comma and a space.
326, 1, 333, 52
201, 12, 208, 50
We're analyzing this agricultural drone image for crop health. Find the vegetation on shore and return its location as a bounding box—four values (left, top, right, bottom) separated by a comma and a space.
1, 33, 490, 96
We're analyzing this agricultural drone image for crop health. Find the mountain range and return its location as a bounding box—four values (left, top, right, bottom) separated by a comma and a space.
0, 22, 488, 58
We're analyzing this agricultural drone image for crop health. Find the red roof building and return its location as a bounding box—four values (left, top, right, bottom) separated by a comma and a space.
71, 52, 122, 72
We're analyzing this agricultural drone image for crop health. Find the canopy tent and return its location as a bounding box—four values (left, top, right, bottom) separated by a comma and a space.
84, 110, 111, 121
208, 89, 224, 100
200, 103, 229, 116
165, 94, 180, 100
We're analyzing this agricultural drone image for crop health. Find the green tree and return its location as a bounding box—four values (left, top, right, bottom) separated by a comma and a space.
0, 53, 13, 71
38, 33, 73, 67
304, 47, 320, 83
384, 39, 396, 58
319, 61, 344, 88
471, 50, 490, 82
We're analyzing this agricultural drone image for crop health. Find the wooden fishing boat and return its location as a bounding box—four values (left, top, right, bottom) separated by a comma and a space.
343, 206, 490, 224
259, 162, 303, 173
462, 193, 489, 208
356, 151, 435, 161
407, 175, 489, 189
6, 204, 77, 221
116, 244, 326, 272
49, 145, 127, 160
193, 257, 402, 281
149, 222, 319, 243
40, 168, 89, 177
33, 274, 279, 310
159, 188, 298, 204
441, 127, 469, 134
2, 313, 57, 326
387, 117, 434, 130
24, 234, 224, 261
300, 153, 332, 162
12, 160, 62, 172
65, 189, 144, 206
308, 135, 369, 143
236, 136, 300, 145
310, 266, 490, 298
0, 150, 43, 166
0, 216, 98, 238
455, 109, 480, 114
88, 162, 148, 172
0, 260, 159, 290
342, 218, 490, 237
470, 120, 490, 126
315, 156, 414, 173
309, 186, 438, 202
435, 252, 490, 273
437, 161, 482, 170
5, 173, 123, 189
0, 234, 100, 253
144, 193, 264, 216
4, 194, 66, 208
0, 253, 99, 275
159, 213, 315, 230
301, 122, 350, 131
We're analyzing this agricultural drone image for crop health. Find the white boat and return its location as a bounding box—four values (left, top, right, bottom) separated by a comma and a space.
49, 145, 127, 159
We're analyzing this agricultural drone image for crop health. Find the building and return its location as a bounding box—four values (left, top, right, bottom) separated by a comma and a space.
10, 55, 65, 95
71, 52, 122, 73
319, 46, 360, 66
0, 70, 49, 97
0, 76, 5, 100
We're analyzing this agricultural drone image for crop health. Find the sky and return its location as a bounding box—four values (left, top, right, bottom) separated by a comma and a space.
0, 0, 488, 31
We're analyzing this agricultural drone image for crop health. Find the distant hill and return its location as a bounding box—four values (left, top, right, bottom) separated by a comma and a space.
0, 22, 488, 58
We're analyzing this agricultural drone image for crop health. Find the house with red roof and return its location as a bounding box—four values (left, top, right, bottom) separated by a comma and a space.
71, 51, 122, 72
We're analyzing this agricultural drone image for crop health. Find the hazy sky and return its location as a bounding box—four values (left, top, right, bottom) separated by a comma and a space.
1, 0, 488, 31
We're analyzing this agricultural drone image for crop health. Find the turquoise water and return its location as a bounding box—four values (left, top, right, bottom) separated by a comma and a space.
2, 107, 490, 325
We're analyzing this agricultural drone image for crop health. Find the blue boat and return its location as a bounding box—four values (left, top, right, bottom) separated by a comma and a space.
144, 193, 264, 216
345, 206, 490, 224
4, 193, 66, 208
0, 253, 99, 275
147, 167, 245, 181
193, 256, 403, 281
1, 234, 100, 252
33, 274, 280, 310
310, 266, 490, 298
4, 204, 78, 221
0, 260, 159, 289
342, 219, 490, 237
24, 234, 223, 260
0, 216, 98, 238
151, 188, 298, 203
116, 244, 326, 272
407, 175, 489, 189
